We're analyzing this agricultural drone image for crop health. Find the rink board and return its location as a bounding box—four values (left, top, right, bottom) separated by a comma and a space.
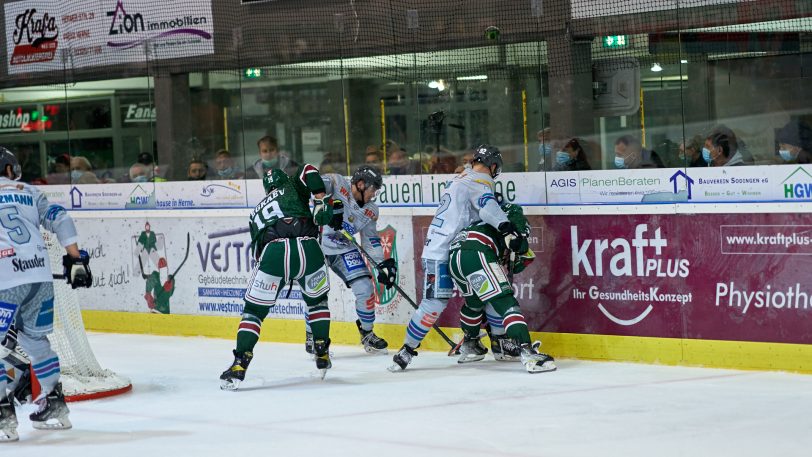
69, 202, 812, 374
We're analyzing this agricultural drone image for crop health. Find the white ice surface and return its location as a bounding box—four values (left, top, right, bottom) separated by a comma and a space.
7, 333, 812, 456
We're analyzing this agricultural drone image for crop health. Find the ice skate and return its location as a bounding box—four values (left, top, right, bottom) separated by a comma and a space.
388, 344, 418, 372
313, 339, 332, 379
220, 350, 253, 390
520, 343, 556, 373
457, 335, 488, 364
356, 320, 388, 354
491, 334, 522, 362
30, 383, 71, 430
0, 395, 18, 442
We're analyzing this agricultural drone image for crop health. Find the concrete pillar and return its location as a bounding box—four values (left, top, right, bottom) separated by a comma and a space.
154, 73, 192, 180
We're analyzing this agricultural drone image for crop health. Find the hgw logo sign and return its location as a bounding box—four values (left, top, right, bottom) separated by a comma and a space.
781, 167, 812, 199
10, 8, 59, 65
106, 0, 212, 50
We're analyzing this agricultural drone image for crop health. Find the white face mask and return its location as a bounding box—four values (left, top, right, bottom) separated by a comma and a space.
779, 149, 798, 162
71, 170, 83, 181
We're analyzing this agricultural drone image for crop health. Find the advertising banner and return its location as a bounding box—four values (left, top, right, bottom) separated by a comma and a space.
4, 0, 214, 74
413, 212, 812, 345
73, 213, 417, 326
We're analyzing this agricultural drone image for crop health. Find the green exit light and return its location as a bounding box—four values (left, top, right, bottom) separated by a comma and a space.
602, 35, 628, 48
244, 68, 262, 79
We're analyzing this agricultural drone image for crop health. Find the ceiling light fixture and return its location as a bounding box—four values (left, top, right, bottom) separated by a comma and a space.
650, 63, 663, 72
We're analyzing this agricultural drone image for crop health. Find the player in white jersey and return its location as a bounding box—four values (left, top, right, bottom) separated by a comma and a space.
309, 166, 396, 354
390, 144, 527, 371
0, 147, 92, 441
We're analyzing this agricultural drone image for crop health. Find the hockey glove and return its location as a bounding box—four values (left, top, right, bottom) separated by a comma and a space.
0, 324, 16, 359
313, 194, 335, 226
376, 258, 398, 289
62, 250, 93, 289
498, 221, 529, 255
513, 248, 536, 274
329, 200, 345, 231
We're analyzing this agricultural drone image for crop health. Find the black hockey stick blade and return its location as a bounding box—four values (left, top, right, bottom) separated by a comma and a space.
171, 232, 191, 277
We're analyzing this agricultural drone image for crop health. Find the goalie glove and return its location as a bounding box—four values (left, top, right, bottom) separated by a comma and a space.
376, 258, 397, 289
498, 221, 529, 255
312, 194, 335, 227
329, 200, 345, 231
62, 250, 93, 289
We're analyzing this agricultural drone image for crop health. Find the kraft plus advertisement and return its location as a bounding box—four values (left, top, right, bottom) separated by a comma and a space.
414, 213, 812, 345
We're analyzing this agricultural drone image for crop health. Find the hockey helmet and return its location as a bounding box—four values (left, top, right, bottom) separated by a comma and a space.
351, 165, 383, 190
501, 203, 531, 237
471, 144, 503, 178
0, 146, 22, 181
263, 168, 289, 193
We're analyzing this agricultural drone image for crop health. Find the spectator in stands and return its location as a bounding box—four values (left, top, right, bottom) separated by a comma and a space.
454, 150, 474, 173
704, 125, 744, 167
214, 149, 244, 180
187, 158, 208, 180
136, 151, 169, 181
537, 128, 553, 171
129, 163, 150, 183
774, 121, 812, 164
553, 138, 592, 172
319, 151, 345, 174
680, 135, 708, 167
46, 154, 71, 184
430, 148, 457, 174
70, 156, 100, 184
613, 135, 664, 169
387, 148, 417, 175
250, 135, 297, 178
365, 145, 382, 168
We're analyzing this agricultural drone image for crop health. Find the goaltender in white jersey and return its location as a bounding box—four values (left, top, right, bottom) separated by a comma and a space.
391, 144, 530, 371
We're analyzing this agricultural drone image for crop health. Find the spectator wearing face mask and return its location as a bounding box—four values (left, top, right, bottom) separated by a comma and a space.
129, 163, 151, 183
187, 158, 208, 180
249, 135, 298, 178
537, 128, 553, 171
613, 135, 664, 169
679, 135, 708, 167
703, 126, 745, 167
70, 156, 100, 184
213, 149, 244, 180
774, 121, 812, 164
553, 138, 592, 172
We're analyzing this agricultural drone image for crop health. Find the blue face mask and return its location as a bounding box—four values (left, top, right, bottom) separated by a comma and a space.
779, 149, 797, 162
614, 156, 626, 169
262, 158, 278, 168
70, 170, 83, 181
539, 144, 552, 157
132, 175, 148, 183
218, 167, 233, 177
556, 150, 573, 165
702, 147, 712, 163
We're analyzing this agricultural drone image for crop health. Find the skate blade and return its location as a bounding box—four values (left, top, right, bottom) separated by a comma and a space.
363, 346, 389, 355
318, 369, 328, 380
0, 429, 19, 442
492, 353, 521, 362
457, 354, 486, 364
220, 379, 241, 391
32, 416, 72, 430
526, 361, 557, 374
387, 363, 406, 372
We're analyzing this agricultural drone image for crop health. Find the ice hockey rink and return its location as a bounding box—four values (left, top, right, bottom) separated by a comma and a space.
8, 333, 812, 456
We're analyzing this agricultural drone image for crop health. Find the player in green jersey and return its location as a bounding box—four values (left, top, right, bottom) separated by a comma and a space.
220, 164, 343, 389
448, 203, 556, 373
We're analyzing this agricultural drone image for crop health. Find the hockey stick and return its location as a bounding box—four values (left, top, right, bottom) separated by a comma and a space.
170, 232, 191, 277
337, 230, 457, 349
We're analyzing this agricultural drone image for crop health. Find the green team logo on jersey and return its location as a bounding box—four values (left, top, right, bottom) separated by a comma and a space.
372, 225, 398, 305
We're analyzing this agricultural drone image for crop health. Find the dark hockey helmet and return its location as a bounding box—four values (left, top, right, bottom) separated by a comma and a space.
351, 165, 383, 190
0, 146, 21, 181
501, 203, 531, 237
263, 168, 289, 193
471, 144, 503, 178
